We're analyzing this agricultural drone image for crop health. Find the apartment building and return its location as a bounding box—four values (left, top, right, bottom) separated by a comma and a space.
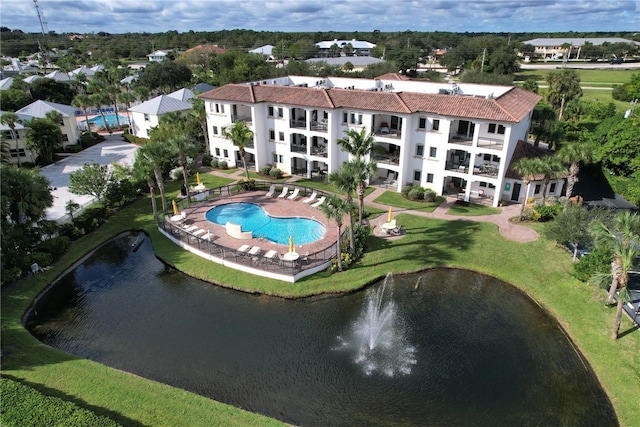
199, 75, 547, 207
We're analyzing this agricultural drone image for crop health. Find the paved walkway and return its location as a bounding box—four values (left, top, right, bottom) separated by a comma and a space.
203, 169, 539, 243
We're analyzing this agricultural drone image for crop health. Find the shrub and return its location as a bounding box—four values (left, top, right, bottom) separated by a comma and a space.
269, 168, 282, 179
170, 167, 183, 181
401, 185, 413, 197
58, 222, 84, 240
210, 158, 219, 168
407, 187, 424, 200
201, 154, 212, 167
261, 165, 272, 175
424, 190, 436, 202
218, 160, 228, 170
534, 204, 562, 222
28, 251, 53, 268
573, 246, 612, 282
238, 178, 256, 191
35, 236, 70, 261
1, 267, 22, 284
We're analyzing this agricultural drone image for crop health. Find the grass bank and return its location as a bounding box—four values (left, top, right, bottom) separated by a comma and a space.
2, 189, 639, 426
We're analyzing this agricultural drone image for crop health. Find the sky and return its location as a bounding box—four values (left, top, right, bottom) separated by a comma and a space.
1, 0, 638, 35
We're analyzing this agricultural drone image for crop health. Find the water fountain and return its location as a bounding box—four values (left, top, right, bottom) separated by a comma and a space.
336, 272, 417, 376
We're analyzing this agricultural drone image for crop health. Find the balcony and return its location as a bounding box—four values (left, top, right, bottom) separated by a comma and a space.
311, 120, 328, 132
373, 153, 400, 166
290, 119, 306, 129
472, 163, 499, 178
310, 146, 328, 158
477, 137, 504, 151
445, 162, 470, 174
231, 115, 252, 125
448, 134, 473, 146
290, 143, 307, 153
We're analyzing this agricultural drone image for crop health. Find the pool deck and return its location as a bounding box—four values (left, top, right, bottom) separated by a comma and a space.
174, 189, 339, 262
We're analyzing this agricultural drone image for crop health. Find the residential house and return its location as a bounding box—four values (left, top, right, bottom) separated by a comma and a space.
0, 111, 35, 164
306, 56, 385, 72
522, 37, 640, 60
128, 88, 194, 138
316, 39, 377, 57
249, 45, 276, 61
16, 100, 81, 149
147, 50, 173, 62
199, 75, 543, 207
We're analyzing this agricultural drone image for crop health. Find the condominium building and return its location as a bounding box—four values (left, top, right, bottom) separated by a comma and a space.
199, 75, 546, 207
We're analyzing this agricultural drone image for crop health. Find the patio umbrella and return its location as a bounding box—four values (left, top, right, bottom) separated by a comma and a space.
387, 206, 392, 223
172, 200, 179, 216
196, 172, 201, 185
289, 236, 294, 253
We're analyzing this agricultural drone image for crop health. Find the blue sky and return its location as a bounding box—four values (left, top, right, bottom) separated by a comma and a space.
1, 0, 638, 35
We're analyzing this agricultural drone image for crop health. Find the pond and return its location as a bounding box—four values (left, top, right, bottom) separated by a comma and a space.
25, 233, 617, 426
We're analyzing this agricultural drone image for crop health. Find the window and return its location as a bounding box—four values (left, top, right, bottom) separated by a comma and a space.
427, 173, 434, 183
212, 126, 219, 135
215, 148, 220, 156
268, 106, 274, 117
143, 113, 150, 122
416, 145, 424, 156
550, 183, 556, 193
488, 183, 496, 189
277, 107, 283, 118
214, 103, 225, 114
488, 123, 497, 133
414, 170, 421, 182
432, 119, 440, 131
479, 182, 487, 187
223, 149, 228, 158
279, 132, 285, 141
534, 184, 541, 194
418, 117, 427, 129
429, 147, 437, 157
497, 125, 505, 135
9, 148, 25, 157
492, 155, 500, 162
484, 153, 491, 161
269, 129, 275, 141
342, 112, 348, 123
62, 134, 69, 142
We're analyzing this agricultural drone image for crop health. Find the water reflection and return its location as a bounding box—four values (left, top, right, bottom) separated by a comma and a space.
25, 233, 617, 426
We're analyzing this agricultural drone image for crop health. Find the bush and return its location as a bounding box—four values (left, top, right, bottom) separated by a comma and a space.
170, 167, 183, 181
269, 168, 282, 179
424, 190, 436, 202
35, 236, 70, 261
238, 178, 256, 191
58, 222, 84, 240
218, 160, 228, 170
28, 251, 53, 268
210, 158, 219, 168
573, 246, 612, 282
534, 204, 562, 222
1, 267, 22, 284
201, 154, 212, 167
401, 185, 413, 197
407, 187, 424, 200
261, 165, 272, 175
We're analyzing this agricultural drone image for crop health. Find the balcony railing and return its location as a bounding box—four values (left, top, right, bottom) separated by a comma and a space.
477, 137, 504, 151
448, 135, 473, 145
290, 119, 306, 129
231, 115, 252, 124
472, 164, 499, 178
374, 130, 402, 139
373, 153, 400, 165
445, 162, 470, 173
290, 144, 307, 153
310, 121, 328, 132
310, 147, 328, 158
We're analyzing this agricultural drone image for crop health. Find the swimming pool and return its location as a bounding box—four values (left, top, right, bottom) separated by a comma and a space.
84, 114, 130, 128
205, 202, 325, 245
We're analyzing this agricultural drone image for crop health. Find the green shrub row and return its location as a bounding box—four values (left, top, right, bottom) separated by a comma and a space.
0, 378, 121, 427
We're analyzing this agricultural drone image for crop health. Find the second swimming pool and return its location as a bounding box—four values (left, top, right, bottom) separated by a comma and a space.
205, 202, 325, 245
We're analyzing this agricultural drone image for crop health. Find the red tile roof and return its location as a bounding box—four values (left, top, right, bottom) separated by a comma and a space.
199, 83, 541, 122
505, 140, 554, 180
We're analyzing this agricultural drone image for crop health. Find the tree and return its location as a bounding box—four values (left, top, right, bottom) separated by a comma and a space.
0, 88, 32, 112
590, 211, 640, 339
89, 92, 112, 133
189, 97, 210, 153
512, 157, 540, 220
65, 199, 80, 220
168, 133, 199, 201
522, 79, 539, 93
592, 114, 640, 177
28, 78, 75, 105
133, 149, 159, 223
543, 204, 594, 262
318, 193, 354, 272
222, 121, 253, 179
530, 102, 557, 147
69, 162, 112, 201
536, 156, 566, 205
137, 60, 193, 92
0, 112, 21, 166
556, 140, 595, 211
137, 139, 172, 215
337, 129, 377, 222
24, 117, 62, 165
72, 94, 94, 141
328, 164, 358, 254
545, 69, 582, 120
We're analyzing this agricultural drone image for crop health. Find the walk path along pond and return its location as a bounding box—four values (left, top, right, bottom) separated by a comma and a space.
24, 232, 617, 426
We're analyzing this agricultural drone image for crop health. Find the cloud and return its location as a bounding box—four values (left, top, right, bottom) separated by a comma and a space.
1, 0, 638, 34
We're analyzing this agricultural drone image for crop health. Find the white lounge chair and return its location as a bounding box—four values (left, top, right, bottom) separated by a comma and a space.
278, 186, 289, 198
302, 192, 317, 204
287, 188, 300, 200
311, 196, 326, 208
265, 185, 276, 197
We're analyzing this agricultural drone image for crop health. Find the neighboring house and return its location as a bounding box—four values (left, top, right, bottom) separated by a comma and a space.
503, 140, 565, 203
0, 110, 35, 164
23, 75, 42, 84
0, 77, 14, 90
199, 75, 542, 207
128, 90, 193, 138
69, 64, 104, 80
147, 50, 173, 62
44, 70, 71, 82
249, 44, 275, 60
306, 56, 385, 72
16, 99, 81, 148
191, 82, 215, 94
316, 39, 377, 57
522, 37, 640, 60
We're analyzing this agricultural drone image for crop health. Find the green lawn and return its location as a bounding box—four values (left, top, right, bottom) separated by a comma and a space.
2, 190, 639, 426
373, 191, 445, 212
515, 68, 637, 85
446, 202, 501, 216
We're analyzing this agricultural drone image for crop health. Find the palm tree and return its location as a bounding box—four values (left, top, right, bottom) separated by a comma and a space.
222, 121, 253, 179
352, 158, 377, 224
512, 157, 540, 220
318, 194, 354, 272
1, 137, 11, 164
168, 133, 199, 201
138, 140, 172, 215
556, 140, 594, 211
337, 128, 376, 161
328, 163, 358, 254
190, 97, 210, 153
535, 156, 566, 205
0, 112, 21, 166
89, 92, 112, 134
72, 94, 95, 141
133, 149, 160, 223
590, 211, 640, 339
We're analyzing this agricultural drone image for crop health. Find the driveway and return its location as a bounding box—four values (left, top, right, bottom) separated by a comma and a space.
40, 134, 139, 222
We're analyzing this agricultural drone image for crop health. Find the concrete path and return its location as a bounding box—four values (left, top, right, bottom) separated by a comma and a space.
204, 169, 539, 243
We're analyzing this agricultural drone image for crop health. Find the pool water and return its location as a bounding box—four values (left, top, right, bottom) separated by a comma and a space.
84, 114, 130, 128
205, 202, 325, 245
